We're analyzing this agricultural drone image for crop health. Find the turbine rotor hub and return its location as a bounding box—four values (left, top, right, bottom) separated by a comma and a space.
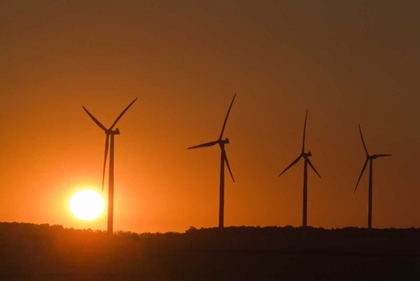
302, 151, 312, 157
107, 128, 121, 135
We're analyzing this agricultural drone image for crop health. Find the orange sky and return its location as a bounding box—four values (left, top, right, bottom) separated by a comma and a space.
1, 1, 419, 233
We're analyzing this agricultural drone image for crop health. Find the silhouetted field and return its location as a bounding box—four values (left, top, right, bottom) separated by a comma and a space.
0, 223, 419, 280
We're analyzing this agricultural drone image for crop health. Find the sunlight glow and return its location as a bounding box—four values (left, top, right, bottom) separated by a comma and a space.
69, 189, 105, 220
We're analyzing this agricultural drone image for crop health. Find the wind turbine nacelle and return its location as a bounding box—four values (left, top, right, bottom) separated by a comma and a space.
107, 128, 121, 135
307, 151, 312, 157
224, 138, 230, 144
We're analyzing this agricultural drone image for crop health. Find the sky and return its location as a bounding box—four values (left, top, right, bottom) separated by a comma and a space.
1, 0, 419, 233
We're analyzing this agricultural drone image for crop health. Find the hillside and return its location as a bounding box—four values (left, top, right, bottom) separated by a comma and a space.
0, 223, 419, 280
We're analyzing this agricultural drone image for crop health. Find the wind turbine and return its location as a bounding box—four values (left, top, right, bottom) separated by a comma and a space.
83, 98, 137, 235
278, 110, 321, 234
188, 94, 236, 229
354, 124, 391, 233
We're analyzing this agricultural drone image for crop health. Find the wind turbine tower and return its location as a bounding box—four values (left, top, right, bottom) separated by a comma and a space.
354, 124, 391, 233
83, 98, 137, 235
278, 110, 321, 235
188, 94, 236, 229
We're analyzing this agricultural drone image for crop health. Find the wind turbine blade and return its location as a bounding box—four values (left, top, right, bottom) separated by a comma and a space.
222, 148, 235, 183
373, 154, 392, 158
83, 107, 107, 131
109, 98, 138, 130
102, 134, 110, 192
301, 109, 308, 153
218, 93, 236, 140
354, 159, 368, 193
358, 124, 369, 156
279, 155, 302, 177
187, 140, 218, 150
306, 158, 321, 178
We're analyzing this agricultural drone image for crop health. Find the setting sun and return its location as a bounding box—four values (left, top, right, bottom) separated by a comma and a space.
69, 190, 105, 221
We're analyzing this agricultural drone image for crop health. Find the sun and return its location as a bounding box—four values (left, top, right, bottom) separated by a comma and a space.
69, 189, 105, 220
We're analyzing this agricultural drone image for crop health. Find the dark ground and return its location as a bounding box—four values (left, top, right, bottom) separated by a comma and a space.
0, 223, 419, 281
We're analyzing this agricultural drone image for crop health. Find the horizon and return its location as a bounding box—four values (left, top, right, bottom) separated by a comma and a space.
1, 1, 419, 233
3, 221, 420, 234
